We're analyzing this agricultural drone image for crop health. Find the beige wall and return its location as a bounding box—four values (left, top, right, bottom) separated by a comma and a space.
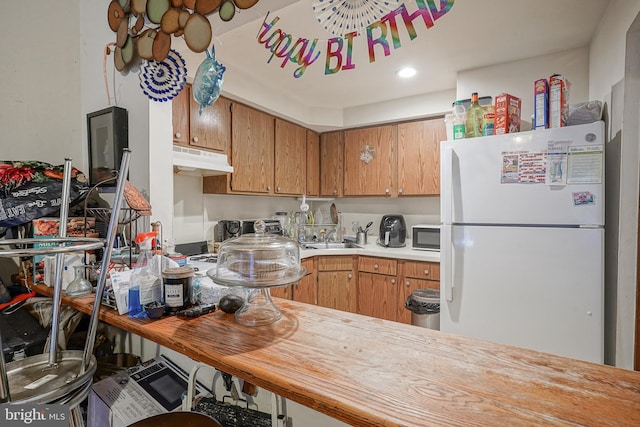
589, 0, 640, 369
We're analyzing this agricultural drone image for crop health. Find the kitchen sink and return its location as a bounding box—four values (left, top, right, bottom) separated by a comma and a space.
300, 242, 363, 250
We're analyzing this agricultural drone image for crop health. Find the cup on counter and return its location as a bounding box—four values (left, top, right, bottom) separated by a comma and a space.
356, 231, 367, 245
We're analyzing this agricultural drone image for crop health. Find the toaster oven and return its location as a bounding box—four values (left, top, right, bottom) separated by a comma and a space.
411, 224, 440, 251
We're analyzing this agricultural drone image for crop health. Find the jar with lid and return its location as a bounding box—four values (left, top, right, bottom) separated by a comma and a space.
162, 266, 195, 313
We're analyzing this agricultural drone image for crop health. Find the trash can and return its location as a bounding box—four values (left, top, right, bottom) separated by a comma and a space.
405, 288, 440, 330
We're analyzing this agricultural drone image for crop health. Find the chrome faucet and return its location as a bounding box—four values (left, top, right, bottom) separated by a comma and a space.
324, 229, 337, 245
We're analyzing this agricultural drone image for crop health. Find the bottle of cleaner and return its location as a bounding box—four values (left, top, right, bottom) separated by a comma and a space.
129, 231, 161, 317
452, 100, 466, 140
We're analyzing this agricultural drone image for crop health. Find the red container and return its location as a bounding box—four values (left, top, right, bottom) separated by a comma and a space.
494, 93, 521, 135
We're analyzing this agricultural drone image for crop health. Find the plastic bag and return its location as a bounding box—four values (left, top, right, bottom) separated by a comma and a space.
0, 161, 88, 229
568, 101, 603, 126
192, 44, 226, 116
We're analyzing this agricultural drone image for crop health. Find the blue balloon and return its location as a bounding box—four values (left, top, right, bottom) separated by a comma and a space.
192, 44, 226, 116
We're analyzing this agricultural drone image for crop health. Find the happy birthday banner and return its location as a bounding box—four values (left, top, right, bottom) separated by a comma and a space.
256, 0, 455, 78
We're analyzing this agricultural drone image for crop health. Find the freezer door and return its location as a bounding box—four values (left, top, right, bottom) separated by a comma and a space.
440, 121, 604, 226
440, 224, 604, 363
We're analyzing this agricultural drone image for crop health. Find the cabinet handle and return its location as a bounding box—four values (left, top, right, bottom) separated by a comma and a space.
423, 269, 429, 275
192, 136, 199, 143
175, 132, 181, 138
373, 264, 379, 269
333, 189, 337, 195
398, 188, 403, 194
267, 185, 272, 191
348, 273, 352, 279
276, 186, 281, 192
385, 188, 390, 194
405, 280, 410, 287
391, 278, 396, 284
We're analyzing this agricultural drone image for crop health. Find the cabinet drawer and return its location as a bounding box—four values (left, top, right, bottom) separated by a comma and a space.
301, 258, 314, 276
358, 256, 397, 276
403, 261, 440, 280
318, 256, 353, 271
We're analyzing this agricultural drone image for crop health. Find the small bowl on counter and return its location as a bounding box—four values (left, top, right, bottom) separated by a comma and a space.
144, 302, 165, 320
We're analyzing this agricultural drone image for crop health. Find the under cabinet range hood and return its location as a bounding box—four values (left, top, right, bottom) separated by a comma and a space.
172, 146, 233, 176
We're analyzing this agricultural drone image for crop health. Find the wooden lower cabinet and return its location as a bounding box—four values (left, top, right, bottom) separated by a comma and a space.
270, 258, 316, 303
357, 256, 399, 321
276, 256, 440, 324
317, 256, 357, 313
293, 258, 317, 304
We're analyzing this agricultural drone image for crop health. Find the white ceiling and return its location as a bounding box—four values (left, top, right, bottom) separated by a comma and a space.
175, 0, 609, 113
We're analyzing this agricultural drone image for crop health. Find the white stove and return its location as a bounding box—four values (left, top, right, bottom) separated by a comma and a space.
186, 254, 217, 275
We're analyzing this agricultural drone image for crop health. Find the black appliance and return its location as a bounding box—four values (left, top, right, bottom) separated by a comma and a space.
241, 219, 283, 235
216, 220, 241, 241
378, 214, 407, 248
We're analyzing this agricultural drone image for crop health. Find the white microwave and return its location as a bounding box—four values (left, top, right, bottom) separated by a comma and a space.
411, 224, 440, 251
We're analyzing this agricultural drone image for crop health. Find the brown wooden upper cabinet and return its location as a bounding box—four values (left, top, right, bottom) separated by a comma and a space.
274, 119, 306, 195
201, 102, 278, 195
319, 131, 344, 197
343, 125, 396, 197
397, 118, 446, 196
172, 83, 230, 153
306, 130, 320, 197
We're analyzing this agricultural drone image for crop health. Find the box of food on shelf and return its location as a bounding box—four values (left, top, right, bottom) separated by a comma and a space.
32, 217, 96, 285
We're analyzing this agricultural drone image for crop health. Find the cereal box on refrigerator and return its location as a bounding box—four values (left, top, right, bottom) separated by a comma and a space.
549, 74, 570, 128
494, 93, 521, 135
534, 78, 549, 130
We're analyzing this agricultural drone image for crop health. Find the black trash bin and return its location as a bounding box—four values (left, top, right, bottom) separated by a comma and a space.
405, 288, 440, 330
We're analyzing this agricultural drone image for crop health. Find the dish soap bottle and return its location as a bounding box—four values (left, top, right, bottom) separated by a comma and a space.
465, 92, 484, 138
129, 231, 161, 317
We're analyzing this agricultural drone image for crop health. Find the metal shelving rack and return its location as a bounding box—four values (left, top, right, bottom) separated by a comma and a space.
0, 150, 131, 426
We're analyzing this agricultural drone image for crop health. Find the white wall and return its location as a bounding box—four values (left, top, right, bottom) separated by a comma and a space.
0, 2, 82, 165
589, 0, 640, 369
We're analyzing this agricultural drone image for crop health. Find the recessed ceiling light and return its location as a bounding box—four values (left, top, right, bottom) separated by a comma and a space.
397, 67, 417, 78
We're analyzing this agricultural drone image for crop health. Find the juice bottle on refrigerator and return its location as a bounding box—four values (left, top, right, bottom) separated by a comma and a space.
452, 100, 466, 140
465, 92, 483, 138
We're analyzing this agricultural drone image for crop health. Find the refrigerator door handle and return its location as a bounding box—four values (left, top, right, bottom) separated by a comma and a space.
440, 143, 453, 223
441, 224, 453, 302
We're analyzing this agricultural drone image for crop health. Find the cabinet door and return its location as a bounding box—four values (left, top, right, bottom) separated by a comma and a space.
274, 119, 306, 195
319, 131, 344, 197
293, 258, 317, 304
230, 103, 275, 193
397, 118, 446, 196
317, 270, 356, 313
397, 277, 439, 325
344, 125, 396, 196
358, 272, 398, 321
172, 84, 190, 145
270, 285, 291, 300
189, 95, 231, 153
306, 130, 320, 197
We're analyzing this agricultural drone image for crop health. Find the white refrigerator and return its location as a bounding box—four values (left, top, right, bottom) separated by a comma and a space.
440, 121, 605, 363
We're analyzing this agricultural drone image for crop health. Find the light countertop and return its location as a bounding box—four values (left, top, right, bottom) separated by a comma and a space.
300, 239, 440, 262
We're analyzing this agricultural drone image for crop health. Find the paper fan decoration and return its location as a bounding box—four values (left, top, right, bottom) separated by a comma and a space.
312, 0, 401, 36
139, 49, 187, 102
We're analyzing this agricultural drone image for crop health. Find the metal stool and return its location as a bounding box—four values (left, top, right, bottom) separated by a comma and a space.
0, 150, 131, 426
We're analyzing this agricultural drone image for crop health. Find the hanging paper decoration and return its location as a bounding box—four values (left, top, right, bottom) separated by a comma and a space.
312, 0, 401, 36
360, 145, 376, 164
139, 49, 187, 102
192, 44, 226, 116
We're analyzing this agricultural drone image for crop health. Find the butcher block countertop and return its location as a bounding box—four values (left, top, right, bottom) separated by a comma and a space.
34, 284, 640, 426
